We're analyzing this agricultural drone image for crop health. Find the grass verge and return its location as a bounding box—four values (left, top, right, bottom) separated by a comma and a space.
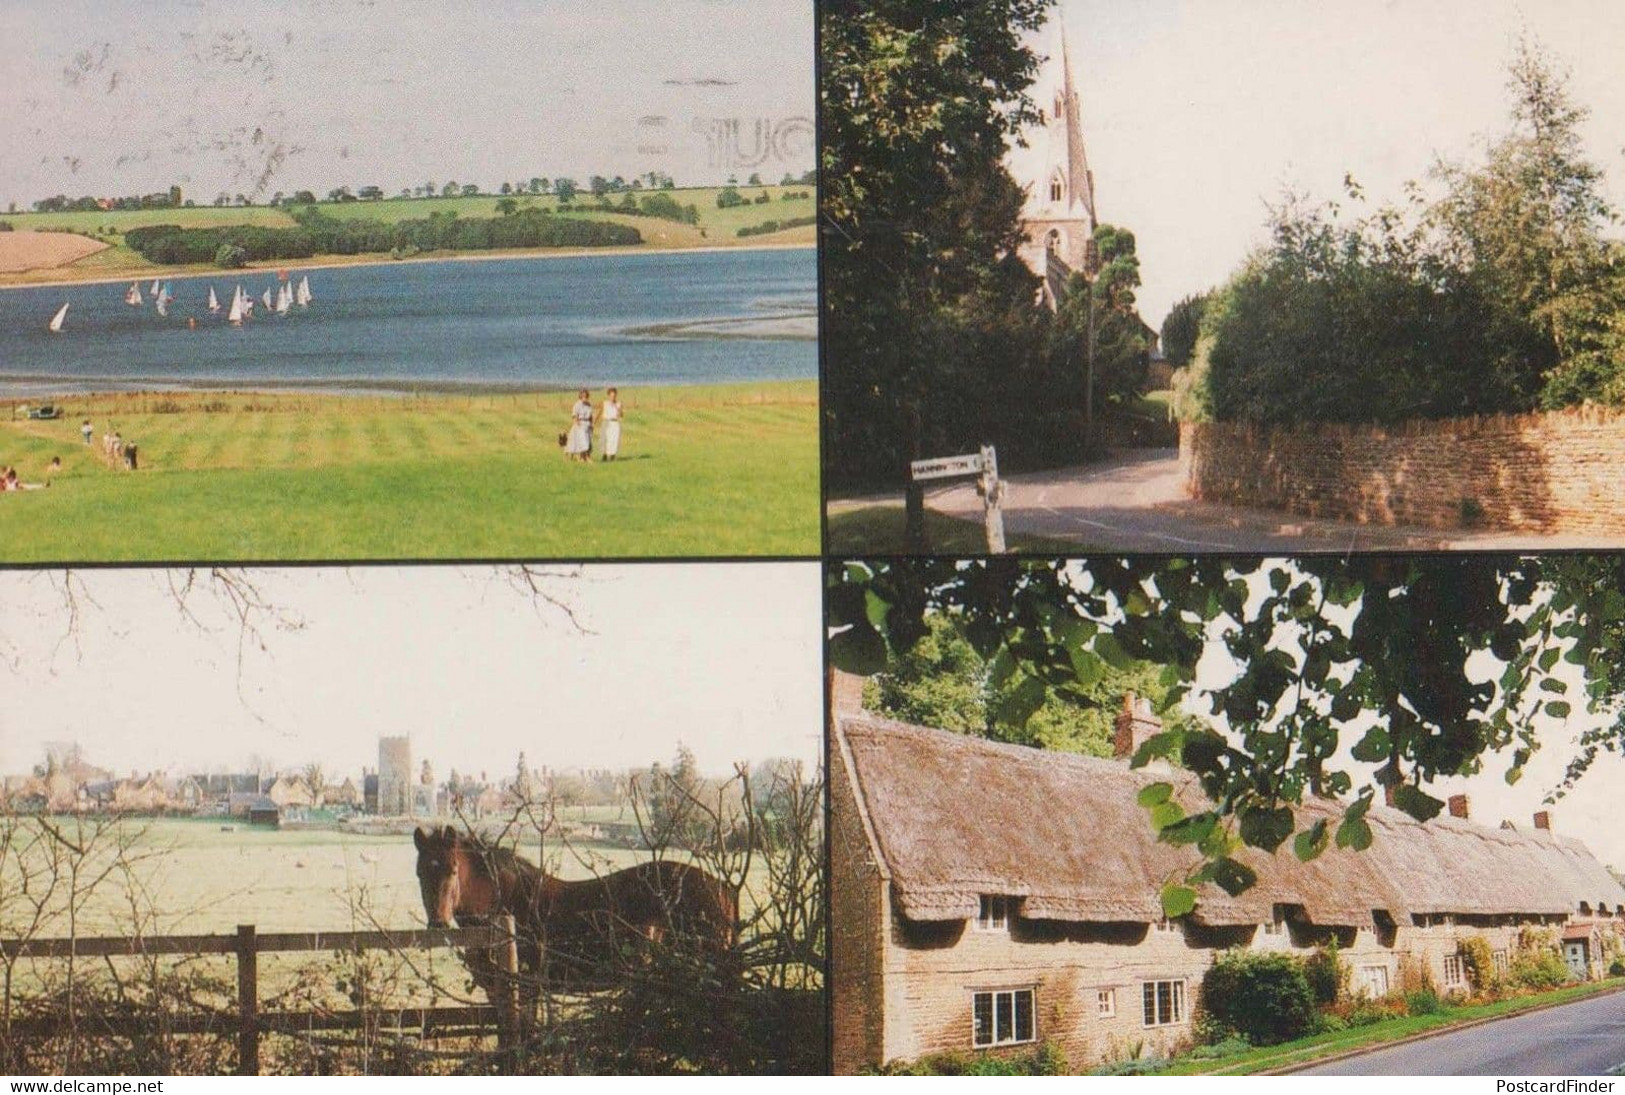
1164, 979, 1625, 1075
825, 503, 1089, 555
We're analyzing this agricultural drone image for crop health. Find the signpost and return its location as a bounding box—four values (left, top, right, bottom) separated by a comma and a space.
909, 444, 1006, 553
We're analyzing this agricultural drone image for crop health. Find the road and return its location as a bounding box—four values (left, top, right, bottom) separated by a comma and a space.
1300, 990, 1625, 1076
832, 449, 1620, 553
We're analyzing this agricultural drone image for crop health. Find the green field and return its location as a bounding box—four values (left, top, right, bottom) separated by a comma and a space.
0, 186, 815, 285
0, 814, 669, 937
0, 382, 818, 560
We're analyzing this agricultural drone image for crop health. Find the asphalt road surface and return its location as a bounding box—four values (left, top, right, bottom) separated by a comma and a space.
1301, 990, 1625, 1075
832, 449, 1621, 553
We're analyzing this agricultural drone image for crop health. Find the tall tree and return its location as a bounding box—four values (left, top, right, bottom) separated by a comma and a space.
821, 0, 1052, 512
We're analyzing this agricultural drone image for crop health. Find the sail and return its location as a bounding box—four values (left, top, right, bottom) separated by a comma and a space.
228, 286, 245, 325
276, 283, 291, 314
208, 287, 220, 313
296, 276, 312, 306
48, 303, 69, 333
126, 282, 142, 306
262, 288, 273, 310
155, 292, 168, 317
150, 278, 161, 296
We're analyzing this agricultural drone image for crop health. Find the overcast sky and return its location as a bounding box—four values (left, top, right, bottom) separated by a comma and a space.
1010, 0, 1625, 327
0, 564, 821, 781
0, 0, 813, 210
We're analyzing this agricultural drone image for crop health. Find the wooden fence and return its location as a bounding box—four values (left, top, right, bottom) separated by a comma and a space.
0, 918, 517, 1075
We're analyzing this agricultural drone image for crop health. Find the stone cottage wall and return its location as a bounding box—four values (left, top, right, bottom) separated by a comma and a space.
1180, 407, 1625, 536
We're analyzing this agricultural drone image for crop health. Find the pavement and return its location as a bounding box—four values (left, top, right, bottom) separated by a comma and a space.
1298, 990, 1625, 1075
829, 449, 1623, 554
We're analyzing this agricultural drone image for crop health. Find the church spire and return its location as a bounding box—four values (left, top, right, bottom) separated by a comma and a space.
1057, 17, 1096, 229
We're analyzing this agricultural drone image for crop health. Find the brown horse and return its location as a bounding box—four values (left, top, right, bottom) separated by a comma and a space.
413, 825, 738, 1005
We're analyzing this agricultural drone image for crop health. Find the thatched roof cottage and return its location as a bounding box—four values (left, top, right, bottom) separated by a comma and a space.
830, 684, 1625, 1073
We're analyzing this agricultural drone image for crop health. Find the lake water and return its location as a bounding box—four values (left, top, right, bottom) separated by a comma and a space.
0, 247, 815, 396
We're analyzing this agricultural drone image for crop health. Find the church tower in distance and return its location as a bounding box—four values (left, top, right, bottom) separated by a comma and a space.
1017, 23, 1098, 308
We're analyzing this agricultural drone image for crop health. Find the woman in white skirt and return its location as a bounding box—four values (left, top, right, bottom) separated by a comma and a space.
600, 387, 623, 461
567, 389, 593, 462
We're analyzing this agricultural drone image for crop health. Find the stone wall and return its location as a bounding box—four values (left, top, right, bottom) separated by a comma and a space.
1180, 407, 1625, 536
875, 915, 1535, 1071
831, 726, 891, 1075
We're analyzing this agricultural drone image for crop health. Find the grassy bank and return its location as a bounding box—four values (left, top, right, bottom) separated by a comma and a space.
0, 187, 815, 285
1162, 979, 1625, 1075
0, 381, 817, 560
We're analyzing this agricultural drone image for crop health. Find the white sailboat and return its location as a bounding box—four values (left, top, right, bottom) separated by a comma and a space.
208, 287, 221, 314
155, 291, 168, 317
48, 303, 69, 333
295, 276, 312, 307
275, 282, 292, 315
261, 288, 273, 310
227, 285, 245, 326
149, 278, 161, 296
125, 282, 143, 306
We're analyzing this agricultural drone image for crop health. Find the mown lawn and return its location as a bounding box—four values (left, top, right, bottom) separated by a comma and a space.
0, 382, 817, 560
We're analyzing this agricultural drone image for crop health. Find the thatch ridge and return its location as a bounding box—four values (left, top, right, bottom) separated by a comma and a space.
837, 714, 1625, 927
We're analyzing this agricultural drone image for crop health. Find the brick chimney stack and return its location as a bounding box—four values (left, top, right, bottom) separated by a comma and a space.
1114, 693, 1162, 761
828, 668, 867, 719
1533, 810, 1552, 831
1447, 794, 1470, 820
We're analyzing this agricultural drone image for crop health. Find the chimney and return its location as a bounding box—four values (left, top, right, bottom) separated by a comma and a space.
828, 668, 867, 719
1447, 794, 1470, 820
1114, 692, 1162, 761
1384, 785, 1397, 808
1533, 810, 1551, 831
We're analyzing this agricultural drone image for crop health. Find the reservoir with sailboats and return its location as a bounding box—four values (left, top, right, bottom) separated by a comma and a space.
0, 247, 815, 397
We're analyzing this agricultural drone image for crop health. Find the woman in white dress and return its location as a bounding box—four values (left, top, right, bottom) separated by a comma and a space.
567, 389, 594, 462
600, 387, 623, 462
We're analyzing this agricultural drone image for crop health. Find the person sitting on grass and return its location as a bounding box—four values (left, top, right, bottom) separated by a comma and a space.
2, 466, 46, 491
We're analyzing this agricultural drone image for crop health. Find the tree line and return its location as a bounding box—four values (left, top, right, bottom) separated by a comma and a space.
124, 207, 641, 267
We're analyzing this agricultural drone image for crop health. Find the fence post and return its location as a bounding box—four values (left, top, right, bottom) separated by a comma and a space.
236, 924, 259, 1076
495, 914, 521, 1050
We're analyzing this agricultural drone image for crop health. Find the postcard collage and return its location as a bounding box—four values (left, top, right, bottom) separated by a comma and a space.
3, 0, 1625, 1081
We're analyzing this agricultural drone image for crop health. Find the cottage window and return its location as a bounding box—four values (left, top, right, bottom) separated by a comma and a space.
1153, 916, 1181, 936
1049, 173, 1064, 203
1260, 912, 1285, 937
972, 988, 1036, 1048
1492, 950, 1510, 976
1442, 954, 1466, 987
1356, 965, 1389, 998
1141, 980, 1186, 1027
1097, 988, 1116, 1018
976, 895, 1010, 932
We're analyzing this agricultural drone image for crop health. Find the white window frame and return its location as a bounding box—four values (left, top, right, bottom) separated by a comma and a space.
1492, 949, 1509, 976
1442, 954, 1466, 987
1141, 979, 1187, 1028
1260, 911, 1285, 937
971, 987, 1037, 1048
1357, 964, 1389, 998
1096, 987, 1117, 1019
975, 895, 1010, 932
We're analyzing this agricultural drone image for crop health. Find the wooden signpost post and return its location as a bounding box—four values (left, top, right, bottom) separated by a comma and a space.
909, 444, 1006, 553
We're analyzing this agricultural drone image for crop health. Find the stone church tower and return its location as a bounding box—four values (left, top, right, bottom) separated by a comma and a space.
1016, 25, 1098, 308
